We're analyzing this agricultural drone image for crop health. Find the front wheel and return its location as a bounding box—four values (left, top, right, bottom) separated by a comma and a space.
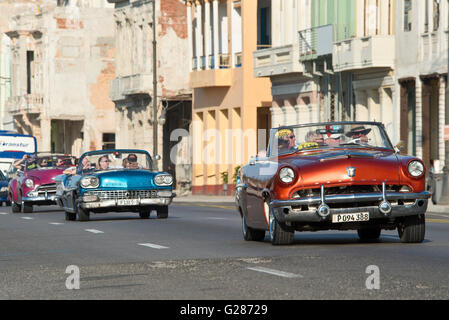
156, 206, 168, 219
269, 207, 294, 245
398, 214, 425, 243
77, 206, 90, 221
65, 211, 76, 221
242, 214, 265, 241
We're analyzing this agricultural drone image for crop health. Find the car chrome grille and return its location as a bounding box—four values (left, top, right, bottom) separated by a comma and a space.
296, 185, 406, 198
85, 190, 158, 200
37, 183, 57, 195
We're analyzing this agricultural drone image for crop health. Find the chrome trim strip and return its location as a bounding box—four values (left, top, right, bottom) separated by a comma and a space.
271, 191, 431, 208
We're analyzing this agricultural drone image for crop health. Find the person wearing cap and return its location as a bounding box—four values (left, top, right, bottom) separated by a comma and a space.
345, 126, 371, 144
323, 125, 344, 147
126, 153, 142, 169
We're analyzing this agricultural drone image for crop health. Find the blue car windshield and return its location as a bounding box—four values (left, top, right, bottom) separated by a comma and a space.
79, 151, 154, 173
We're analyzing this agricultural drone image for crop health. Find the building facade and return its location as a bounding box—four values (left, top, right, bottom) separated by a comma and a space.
108, 0, 192, 191
395, 0, 448, 173
5, 0, 116, 156
185, 0, 272, 195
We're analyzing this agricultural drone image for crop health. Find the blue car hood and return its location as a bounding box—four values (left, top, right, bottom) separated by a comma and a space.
89, 170, 169, 190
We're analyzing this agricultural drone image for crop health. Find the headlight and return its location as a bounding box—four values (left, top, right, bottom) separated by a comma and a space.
279, 167, 295, 184
25, 179, 34, 188
408, 161, 424, 177
155, 174, 173, 186
80, 176, 100, 188
0, 186, 7, 192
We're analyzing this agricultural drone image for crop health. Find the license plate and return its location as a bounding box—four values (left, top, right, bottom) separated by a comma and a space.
332, 212, 369, 223
117, 199, 139, 206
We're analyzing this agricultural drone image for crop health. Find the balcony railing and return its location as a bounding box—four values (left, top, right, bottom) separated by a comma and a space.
298, 24, 333, 61
234, 52, 242, 67
257, 44, 272, 50
7, 93, 43, 115
219, 54, 230, 69
192, 57, 198, 70
208, 55, 215, 69
200, 56, 206, 70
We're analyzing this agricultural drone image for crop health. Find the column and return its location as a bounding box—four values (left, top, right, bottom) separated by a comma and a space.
213, 0, 219, 69
40, 117, 51, 153
195, 1, 203, 69
187, 1, 193, 71
354, 90, 368, 121
204, 0, 211, 69
439, 76, 446, 167
416, 77, 423, 160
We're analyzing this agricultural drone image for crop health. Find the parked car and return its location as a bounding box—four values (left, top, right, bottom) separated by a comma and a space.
8, 154, 76, 213
0, 170, 10, 206
236, 121, 430, 245
55, 149, 175, 221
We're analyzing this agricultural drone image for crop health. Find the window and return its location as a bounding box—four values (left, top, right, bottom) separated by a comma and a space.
57, 0, 69, 6
433, 0, 440, 31
102, 133, 115, 150
404, 0, 412, 31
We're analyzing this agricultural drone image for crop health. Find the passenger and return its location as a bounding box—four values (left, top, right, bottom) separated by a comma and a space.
305, 131, 324, 144
56, 158, 65, 167
324, 133, 343, 147
122, 158, 129, 169
13, 154, 29, 170
98, 155, 110, 170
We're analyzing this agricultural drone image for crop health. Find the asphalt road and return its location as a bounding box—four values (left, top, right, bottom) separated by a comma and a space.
0, 202, 448, 300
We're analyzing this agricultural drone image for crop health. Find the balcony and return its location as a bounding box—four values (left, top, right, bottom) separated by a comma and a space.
333, 35, 395, 72
109, 74, 152, 102
298, 25, 333, 62
7, 94, 43, 115
253, 44, 303, 78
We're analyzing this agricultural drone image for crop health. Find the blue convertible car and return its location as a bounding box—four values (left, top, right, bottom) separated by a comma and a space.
55, 149, 175, 221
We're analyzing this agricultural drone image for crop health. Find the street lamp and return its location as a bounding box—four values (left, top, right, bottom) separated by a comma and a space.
152, 0, 158, 169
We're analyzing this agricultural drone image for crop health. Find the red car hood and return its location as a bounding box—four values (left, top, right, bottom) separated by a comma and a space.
281, 148, 400, 188
26, 168, 65, 185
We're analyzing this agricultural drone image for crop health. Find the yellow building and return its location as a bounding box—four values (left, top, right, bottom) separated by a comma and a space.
185, 0, 271, 195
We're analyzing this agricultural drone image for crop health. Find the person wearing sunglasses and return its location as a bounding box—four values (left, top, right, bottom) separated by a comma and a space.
98, 155, 110, 170
275, 128, 297, 154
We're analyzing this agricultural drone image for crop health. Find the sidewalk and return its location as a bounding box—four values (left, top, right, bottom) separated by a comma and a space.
173, 192, 235, 204
427, 202, 449, 214
173, 192, 449, 215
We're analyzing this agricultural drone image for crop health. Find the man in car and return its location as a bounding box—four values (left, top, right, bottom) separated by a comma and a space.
126, 153, 142, 169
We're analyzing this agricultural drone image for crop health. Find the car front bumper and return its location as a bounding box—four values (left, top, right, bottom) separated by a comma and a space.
22, 194, 57, 203
80, 195, 175, 209
270, 184, 430, 223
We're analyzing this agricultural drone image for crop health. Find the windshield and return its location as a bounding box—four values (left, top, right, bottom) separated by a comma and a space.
268, 123, 393, 156
0, 170, 5, 180
25, 156, 75, 171
78, 151, 153, 173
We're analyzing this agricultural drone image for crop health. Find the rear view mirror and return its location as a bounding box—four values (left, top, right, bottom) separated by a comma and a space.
395, 141, 405, 153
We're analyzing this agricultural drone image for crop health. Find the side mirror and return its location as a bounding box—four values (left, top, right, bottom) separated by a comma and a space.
395, 140, 405, 153
154, 155, 161, 161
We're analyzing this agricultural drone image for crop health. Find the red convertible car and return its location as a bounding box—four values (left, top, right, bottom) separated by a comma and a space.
236, 122, 430, 245
8, 154, 76, 213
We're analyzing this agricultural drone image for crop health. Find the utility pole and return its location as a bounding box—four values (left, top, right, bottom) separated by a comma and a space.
152, 0, 158, 169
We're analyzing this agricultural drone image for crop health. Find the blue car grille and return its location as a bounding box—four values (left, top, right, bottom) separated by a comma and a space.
85, 190, 158, 200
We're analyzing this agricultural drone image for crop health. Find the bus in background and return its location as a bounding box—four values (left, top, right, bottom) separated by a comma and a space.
0, 131, 37, 177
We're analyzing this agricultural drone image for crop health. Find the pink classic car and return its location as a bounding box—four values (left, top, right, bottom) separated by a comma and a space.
8, 154, 76, 213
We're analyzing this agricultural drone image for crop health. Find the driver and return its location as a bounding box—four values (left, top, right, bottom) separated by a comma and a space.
275, 128, 297, 154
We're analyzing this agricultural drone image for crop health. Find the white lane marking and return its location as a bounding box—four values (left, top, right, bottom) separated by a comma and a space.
49, 222, 64, 225
205, 217, 228, 220
138, 243, 169, 249
85, 229, 104, 234
247, 266, 303, 278
21, 217, 34, 220
0, 212, 9, 215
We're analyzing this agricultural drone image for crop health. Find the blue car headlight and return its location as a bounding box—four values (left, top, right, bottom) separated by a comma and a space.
80, 176, 100, 189
154, 174, 173, 186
